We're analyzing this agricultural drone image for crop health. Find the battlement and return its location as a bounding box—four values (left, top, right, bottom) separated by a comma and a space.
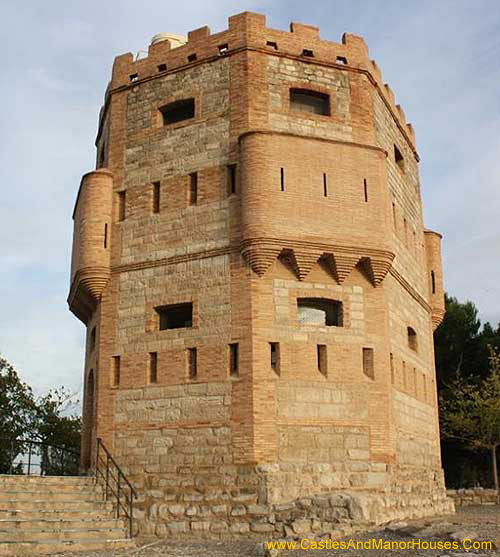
105, 11, 416, 152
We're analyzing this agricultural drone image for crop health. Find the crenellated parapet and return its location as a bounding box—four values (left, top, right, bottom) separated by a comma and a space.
97, 12, 416, 155
68, 169, 113, 323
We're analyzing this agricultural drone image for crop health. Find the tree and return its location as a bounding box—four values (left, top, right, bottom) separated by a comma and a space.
440, 346, 500, 493
0, 356, 37, 473
0, 355, 81, 475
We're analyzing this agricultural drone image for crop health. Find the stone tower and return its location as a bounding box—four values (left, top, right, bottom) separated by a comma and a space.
69, 12, 451, 537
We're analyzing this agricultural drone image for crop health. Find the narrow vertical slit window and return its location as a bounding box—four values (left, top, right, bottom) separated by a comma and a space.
280, 167, 285, 191
270, 342, 280, 375
317, 344, 327, 376
229, 343, 239, 377
227, 164, 237, 195
149, 352, 158, 384
431, 270, 436, 294
390, 353, 394, 385
189, 172, 198, 205
362, 347, 374, 380
112, 356, 120, 387
187, 348, 197, 380
323, 173, 328, 197
103, 223, 108, 248
363, 179, 368, 202
152, 181, 160, 213
118, 191, 126, 222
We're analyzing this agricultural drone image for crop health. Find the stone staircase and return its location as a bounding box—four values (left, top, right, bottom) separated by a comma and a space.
0, 475, 134, 555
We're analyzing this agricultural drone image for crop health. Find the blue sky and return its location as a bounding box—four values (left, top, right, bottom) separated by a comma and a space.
1, 0, 499, 397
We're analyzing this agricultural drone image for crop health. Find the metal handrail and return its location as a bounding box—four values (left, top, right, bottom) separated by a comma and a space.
0, 436, 80, 476
94, 437, 137, 538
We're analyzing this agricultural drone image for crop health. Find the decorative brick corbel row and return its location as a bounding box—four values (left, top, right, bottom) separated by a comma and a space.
240, 239, 395, 287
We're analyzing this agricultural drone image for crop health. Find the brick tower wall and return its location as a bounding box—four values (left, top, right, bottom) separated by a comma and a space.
69, 12, 450, 538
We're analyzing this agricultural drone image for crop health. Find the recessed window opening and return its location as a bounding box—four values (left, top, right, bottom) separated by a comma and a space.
218, 43, 229, 55
290, 88, 329, 116
229, 343, 239, 377
280, 167, 285, 191
187, 53, 197, 62
336, 56, 348, 65
118, 191, 126, 222
227, 164, 237, 195
187, 348, 197, 380
160, 98, 195, 125
390, 353, 394, 384
362, 348, 374, 380
431, 270, 436, 294
317, 344, 327, 376
270, 342, 280, 375
103, 223, 108, 248
266, 41, 278, 50
297, 298, 342, 327
152, 181, 160, 213
189, 172, 198, 205
407, 327, 417, 351
90, 327, 96, 352
129, 73, 138, 82
363, 179, 368, 202
157, 303, 193, 330
157, 63, 167, 72
112, 356, 120, 387
323, 173, 328, 197
301, 48, 314, 57
149, 352, 158, 384
394, 145, 405, 172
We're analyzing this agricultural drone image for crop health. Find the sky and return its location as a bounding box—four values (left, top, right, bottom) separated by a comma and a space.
0, 0, 499, 398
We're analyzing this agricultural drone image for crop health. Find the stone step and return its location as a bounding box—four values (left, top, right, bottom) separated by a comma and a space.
0, 517, 125, 531
0, 527, 126, 542
0, 538, 134, 556
0, 490, 101, 502
0, 480, 96, 493
0, 508, 113, 520
0, 499, 114, 512
0, 475, 94, 487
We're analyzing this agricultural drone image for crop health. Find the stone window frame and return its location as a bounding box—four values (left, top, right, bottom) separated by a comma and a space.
289, 287, 351, 330
145, 295, 199, 334
281, 81, 337, 123
153, 91, 201, 131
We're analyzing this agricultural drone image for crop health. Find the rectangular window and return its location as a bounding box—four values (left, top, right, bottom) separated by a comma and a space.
152, 181, 160, 213
218, 43, 229, 55
280, 167, 285, 191
266, 41, 278, 50
156, 303, 193, 330
270, 342, 280, 375
290, 88, 329, 115
103, 223, 108, 248
157, 63, 167, 72
227, 164, 237, 195
301, 49, 314, 58
394, 145, 405, 172
390, 353, 394, 384
362, 348, 374, 380
317, 344, 327, 376
363, 179, 368, 202
160, 98, 195, 126
187, 53, 197, 63
118, 191, 126, 222
112, 356, 120, 387
323, 173, 328, 197
187, 348, 197, 380
431, 270, 436, 294
336, 56, 348, 65
229, 343, 239, 377
189, 172, 198, 205
149, 352, 158, 384
129, 73, 138, 82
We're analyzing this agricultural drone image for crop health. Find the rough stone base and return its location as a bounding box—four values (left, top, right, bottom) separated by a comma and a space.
132, 465, 454, 539
447, 488, 499, 507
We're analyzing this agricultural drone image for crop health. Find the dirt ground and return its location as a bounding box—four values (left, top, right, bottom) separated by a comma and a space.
53, 505, 499, 557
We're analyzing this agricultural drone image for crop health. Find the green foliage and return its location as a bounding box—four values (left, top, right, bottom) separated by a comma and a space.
0, 355, 81, 475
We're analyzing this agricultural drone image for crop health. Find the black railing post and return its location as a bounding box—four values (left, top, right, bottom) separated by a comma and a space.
105, 454, 110, 501
116, 473, 121, 519
95, 438, 100, 482
129, 489, 133, 538
27, 442, 32, 475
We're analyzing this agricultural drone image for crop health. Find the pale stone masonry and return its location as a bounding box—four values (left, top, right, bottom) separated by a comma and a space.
69, 12, 452, 538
